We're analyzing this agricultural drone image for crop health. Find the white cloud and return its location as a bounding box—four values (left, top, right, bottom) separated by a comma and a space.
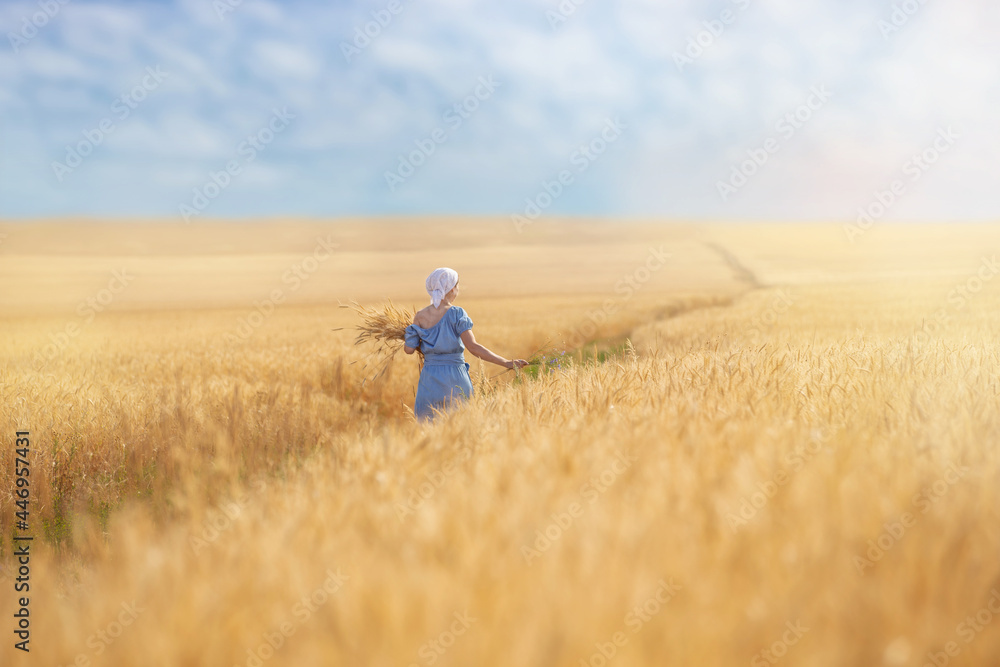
57, 2, 145, 64
108, 114, 231, 160
143, 34, 232, 98
32, 84, 97, 111
17, 44, 98, 82
240, 0, 286, 25
252, 39, 321, 82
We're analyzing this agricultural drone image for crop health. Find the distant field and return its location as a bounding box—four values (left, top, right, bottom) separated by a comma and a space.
1, 219, 999, 666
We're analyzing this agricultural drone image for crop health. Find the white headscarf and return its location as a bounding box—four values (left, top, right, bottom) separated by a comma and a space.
426, 267, 459, 307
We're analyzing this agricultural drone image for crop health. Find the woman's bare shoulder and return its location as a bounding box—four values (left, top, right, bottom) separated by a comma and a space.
413, 306, 432, 326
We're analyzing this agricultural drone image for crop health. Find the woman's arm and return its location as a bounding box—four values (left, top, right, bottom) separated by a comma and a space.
461, 330, 528, 369
404, 317, 419, 354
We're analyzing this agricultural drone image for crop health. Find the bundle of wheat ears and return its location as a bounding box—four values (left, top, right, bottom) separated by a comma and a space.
337, 300, 421, 384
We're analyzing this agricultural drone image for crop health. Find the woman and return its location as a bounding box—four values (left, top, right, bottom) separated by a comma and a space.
404, 268, 527, 421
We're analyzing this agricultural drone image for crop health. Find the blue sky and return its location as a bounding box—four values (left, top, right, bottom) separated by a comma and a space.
1, 0, 998, 221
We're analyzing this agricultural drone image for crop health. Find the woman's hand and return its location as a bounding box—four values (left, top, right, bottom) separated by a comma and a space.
506, 359, 529, 370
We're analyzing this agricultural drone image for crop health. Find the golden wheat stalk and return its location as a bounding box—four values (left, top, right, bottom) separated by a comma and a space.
336, 300, 421, 384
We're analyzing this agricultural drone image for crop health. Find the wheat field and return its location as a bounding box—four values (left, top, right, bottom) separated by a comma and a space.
1, 219, 999, 666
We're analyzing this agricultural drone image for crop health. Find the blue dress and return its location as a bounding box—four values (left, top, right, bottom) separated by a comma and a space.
404, 307, 475, 421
